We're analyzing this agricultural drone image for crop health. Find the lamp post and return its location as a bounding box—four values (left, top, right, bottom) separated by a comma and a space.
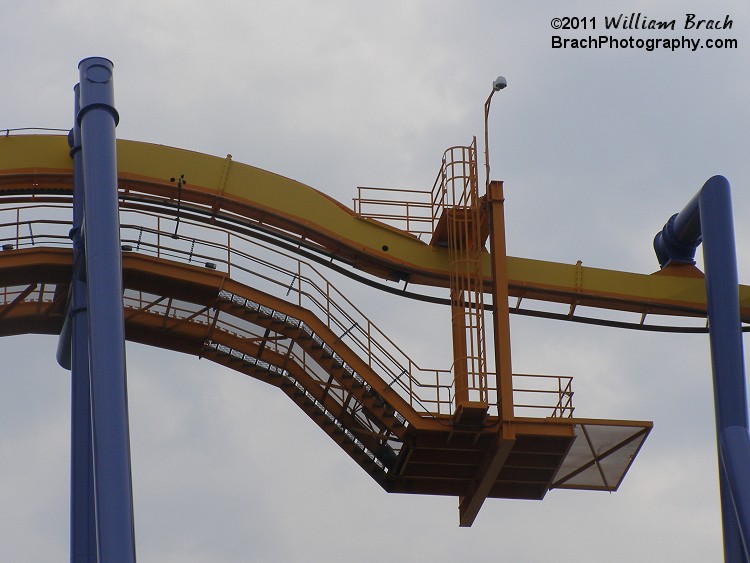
484, 75, 507, 191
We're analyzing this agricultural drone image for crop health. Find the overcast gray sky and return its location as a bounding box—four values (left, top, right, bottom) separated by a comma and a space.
2, 1, 749, 561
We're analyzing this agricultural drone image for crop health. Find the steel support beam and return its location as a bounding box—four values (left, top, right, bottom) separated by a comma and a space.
487, 181, 514, 422
77, 57, 136, 562
69, 83, 97, 563
457, 180, 516, 526
655, 175, 750, 562
458, 422, 515, 526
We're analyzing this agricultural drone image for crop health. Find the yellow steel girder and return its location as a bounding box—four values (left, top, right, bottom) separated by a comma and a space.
1, 134, 746, 321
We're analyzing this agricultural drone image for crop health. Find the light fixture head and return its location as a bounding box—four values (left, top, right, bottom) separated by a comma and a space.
493, 76, 507, 91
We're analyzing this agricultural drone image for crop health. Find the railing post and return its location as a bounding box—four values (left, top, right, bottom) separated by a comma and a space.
77, 57, 136, 562
227, 231, 231, 276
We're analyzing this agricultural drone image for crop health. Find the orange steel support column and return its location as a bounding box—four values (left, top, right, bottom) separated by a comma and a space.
451, 287, 470, 406
458, 180, 516, 526
488, 180, 514, 421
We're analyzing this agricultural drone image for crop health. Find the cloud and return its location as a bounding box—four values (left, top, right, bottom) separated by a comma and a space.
2, 1, 749, 560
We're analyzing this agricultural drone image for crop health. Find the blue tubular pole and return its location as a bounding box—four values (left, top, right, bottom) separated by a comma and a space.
700, 177, 750, 562
77, 57, 136, 562
69, 84, 97, 563
655, 175, 750, 562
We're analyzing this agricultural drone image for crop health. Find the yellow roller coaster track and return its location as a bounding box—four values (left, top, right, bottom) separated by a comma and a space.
2, 135, 745, 323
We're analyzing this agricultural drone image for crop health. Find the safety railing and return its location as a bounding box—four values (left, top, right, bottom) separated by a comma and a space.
2, 127, 70, 136
0, 204, 72, 251
121, 287, 402, 465
0, 199, 575, 420
352, 139, 481, 239
353, 187, 434, 236
512, 374, 575, 418
0, 201, 457, 415
0, 283, 58, 311
434, 142, 478, 218
120, 209, 468, 415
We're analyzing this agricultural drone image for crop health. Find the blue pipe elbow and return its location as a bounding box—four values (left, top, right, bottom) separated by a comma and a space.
653, 213, 702, 268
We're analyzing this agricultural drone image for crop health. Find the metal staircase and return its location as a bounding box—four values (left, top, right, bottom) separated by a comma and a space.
201, 289, 408, 478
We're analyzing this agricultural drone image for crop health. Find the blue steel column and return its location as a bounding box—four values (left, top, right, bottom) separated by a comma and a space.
77, 57, 136, 562
655, 175, 750, 562
69, 84, 97, 562
699, 177, 750, 563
